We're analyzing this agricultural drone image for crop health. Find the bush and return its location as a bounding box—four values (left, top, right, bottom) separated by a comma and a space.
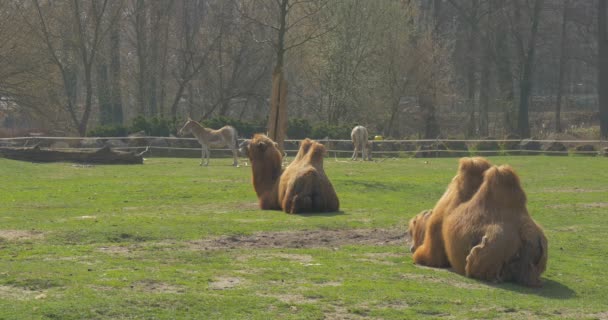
311, 123, 351, 140
471, 137, 500, 156
88, 117, 176, 137
87, 125, 128, 137
287, 118, 312, 139
131, 116, 175, 136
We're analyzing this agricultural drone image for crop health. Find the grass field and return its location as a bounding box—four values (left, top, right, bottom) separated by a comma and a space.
0, 155, 607, 319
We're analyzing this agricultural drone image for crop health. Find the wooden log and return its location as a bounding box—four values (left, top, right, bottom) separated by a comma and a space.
0, 145, 143, 164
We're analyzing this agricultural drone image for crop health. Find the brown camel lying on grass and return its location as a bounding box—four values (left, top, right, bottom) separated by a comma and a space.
408, 157, 548, 287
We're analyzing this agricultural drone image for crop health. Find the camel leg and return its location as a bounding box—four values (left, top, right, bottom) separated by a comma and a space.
283, 172, 315, 213
465, 225, 519, 283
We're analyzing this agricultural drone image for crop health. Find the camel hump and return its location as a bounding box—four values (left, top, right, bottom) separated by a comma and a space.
306, 142, 326, 163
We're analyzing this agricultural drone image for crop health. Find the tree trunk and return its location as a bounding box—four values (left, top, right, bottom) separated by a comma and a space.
135, 0, 148, 117
465, 16, 477, 137
517, 0, 543, 138
109, 22, 124, 124
420, 92, 439, 139
385, 98, 401, 138
148, 2, 162, 117
599, 0, 608, 138
494, 24, 516, 135
555, 0, 570, 133
266, 0, 289, 151
267, 67, 288, 151
479, 42, 491, 137
96, 55, 113, 126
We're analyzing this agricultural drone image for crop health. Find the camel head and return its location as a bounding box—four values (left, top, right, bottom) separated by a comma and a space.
408, 209, 432, 253
245, 134, 281, 162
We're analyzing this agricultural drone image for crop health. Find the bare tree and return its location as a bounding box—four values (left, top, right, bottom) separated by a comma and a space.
96, 1, 125, 126
240, 0, 333, 150
512, 0, 544, 138
600, 0, 608, 138
554, 0, 570, 133
33, 0, 120, 136
168, 0, 217, 121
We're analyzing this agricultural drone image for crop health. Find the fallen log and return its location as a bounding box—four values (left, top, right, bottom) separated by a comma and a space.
0, 145, 144, 164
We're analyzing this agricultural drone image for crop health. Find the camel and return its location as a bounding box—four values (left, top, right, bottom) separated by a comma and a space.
243, 134, 339, 213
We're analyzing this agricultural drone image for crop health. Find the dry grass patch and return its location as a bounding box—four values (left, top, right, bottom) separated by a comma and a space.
209, 277, 243, 290
579, 202, 608, 208
190, 228, 408, 251
543, 187, 608, 193
97, 246, 131, 255
0, 285, 45, 301
261, 293, 319, 304
400, 272, 489, 290
0, 230, 44, 241
130, 280, 185, 294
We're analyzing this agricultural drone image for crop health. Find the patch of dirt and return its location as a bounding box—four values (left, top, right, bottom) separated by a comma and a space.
190, 228, 408, 251
355, 252, 403, 265
233, 218, 271, 223
0, 230, 44, 241
131, 280, 184, 294
272, 253, 314, 263
375, 300, 409, 310
123, 202, 259, 213
0, 285, 43, 300
354, 258, 396, 266
314, 281, 342, 287
97, 246, 131, 254
323, 305, 378, 320
547, 202, 608, 209
400, 272, 488, 290
209, 277, 243, 290
262, 293, 319, 304
543, 187, 608, 193
544, 204, 570, 209
555, 226, 581, 232
579, 202, 608, 208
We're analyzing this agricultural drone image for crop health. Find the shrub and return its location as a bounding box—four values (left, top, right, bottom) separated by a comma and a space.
311, 123, 351, 139
469, 137, 500, 156
87, 125, 128, 137
130, 116, 176, 136
287, 118, 312, 139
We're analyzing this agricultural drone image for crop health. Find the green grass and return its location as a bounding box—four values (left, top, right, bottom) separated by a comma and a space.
0, 156, 607, 319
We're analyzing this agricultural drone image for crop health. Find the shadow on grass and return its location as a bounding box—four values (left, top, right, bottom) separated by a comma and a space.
495, 278, 576, 299
298, 210, 346, 217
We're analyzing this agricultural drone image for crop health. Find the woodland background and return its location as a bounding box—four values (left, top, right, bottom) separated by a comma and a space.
0, 0, 606, 140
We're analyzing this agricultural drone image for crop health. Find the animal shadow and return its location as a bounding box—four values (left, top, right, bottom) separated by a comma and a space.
493, 278, 576, 299
298, 210, 346, 218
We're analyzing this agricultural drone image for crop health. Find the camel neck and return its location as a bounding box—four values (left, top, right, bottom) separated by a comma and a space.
251, 159, 283, 195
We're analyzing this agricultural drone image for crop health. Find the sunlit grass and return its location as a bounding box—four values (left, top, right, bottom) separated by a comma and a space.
0, 156, 607, 319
